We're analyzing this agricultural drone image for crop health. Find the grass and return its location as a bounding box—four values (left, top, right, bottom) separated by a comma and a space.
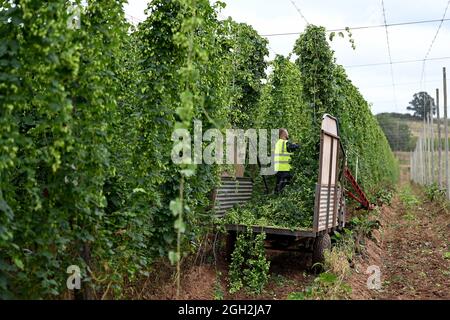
213, 272, 224, 300
272, 274, 294, 287
403, 212, 417, 221
399, 186, 422, 223
399, 186, 421, 209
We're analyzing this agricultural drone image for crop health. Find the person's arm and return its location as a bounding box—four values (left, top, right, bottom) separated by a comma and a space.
287, 141, 300, 152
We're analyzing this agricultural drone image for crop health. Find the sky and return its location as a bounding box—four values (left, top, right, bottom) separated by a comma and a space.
124, 0, 450, 115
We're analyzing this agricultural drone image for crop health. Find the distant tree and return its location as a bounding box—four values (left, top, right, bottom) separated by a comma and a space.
376, 112, 417, 121
406, 91, 436, 119
376, 114, 415, 151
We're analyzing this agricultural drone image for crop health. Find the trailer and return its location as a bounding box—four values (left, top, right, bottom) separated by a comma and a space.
213, 114, 372, 267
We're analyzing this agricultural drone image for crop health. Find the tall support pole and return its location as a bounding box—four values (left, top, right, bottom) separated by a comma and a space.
417, 144, 420, 183
421, 133, 425, 185
414, 146, 417, 182
437, 88, 442, 188
419, 138, 422, 184
415, 146, 419, 183
428, 114, 432, 183
414, 149, 416, 182
422, 135, 425, 184
423, 114, 428, 184
417, 137, 420, 183
443, 67, 449, 195
431, 111, 435, 184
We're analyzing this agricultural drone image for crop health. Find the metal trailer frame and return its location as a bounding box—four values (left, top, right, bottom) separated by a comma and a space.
217, 114, 348, 262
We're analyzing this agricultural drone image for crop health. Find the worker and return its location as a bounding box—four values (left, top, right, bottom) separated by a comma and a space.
274, 128, 300, 193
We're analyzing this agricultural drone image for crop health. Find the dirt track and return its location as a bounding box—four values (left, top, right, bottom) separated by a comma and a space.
372, 187, 450, 299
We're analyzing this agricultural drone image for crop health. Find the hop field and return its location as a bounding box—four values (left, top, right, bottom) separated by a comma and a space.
0, 0, 397, 299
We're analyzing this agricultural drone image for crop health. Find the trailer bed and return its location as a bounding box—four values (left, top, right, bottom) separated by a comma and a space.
225, 223, 318, 238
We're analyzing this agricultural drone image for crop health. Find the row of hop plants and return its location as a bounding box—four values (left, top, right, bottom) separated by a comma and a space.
224, 26, 398, 295
0, 0, 269, 298
224, 25, 399, 229
0, 0, 397, 299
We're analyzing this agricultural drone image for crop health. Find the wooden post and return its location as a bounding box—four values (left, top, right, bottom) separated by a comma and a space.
418, 132, 424, 184
431, 111, 435, 184
428, 114, 432, 183
412, 148, 414, 182
414, 145, 417, 182
423, 113, 428, 184
437, 88, 442, 188
444, 67, 449, 195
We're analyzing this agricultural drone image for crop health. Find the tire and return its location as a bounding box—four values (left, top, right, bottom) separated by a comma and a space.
311, 233, 331, 272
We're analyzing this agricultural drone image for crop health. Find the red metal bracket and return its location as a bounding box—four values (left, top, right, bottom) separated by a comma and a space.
344, 167, 374, 210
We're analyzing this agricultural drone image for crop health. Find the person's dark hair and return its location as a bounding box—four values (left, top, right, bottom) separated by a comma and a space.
279, 128, 288, 138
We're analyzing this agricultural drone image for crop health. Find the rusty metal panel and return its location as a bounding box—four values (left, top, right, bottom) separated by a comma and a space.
213, 177, 253, 216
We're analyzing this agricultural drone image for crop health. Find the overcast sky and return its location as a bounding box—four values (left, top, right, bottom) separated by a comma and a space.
124, 0, 450, 115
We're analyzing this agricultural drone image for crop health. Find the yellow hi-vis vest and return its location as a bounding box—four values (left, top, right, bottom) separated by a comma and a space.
274, 139, 292, 172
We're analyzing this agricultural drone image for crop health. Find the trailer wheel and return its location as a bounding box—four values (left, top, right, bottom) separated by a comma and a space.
312, 233, 331, 272
225, 232, 236, 262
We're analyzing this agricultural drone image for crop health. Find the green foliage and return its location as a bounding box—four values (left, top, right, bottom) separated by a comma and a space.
213, 271, 225, 300
424, 183, 449, 214
331, 228, 357, 261
399, 186, 421, 209
373, 187, 395, 206
377, 112, 420, 121
424, 183, 446, 202
407, 91, 436, 119
226, 25, 398, 230
348, 215, 380, 240
0, 0, 129, 298
257, 55, 309, 140
287, 272, 351, 300
0, 0, 245, 299
224, 19, 268, 129
294, 25, 336, 121
223, 193, 313, 229
376, 113, 415, 151
0, 1, 398, 299
228, 230, 270, 295
329, 27, 355, 50
399, 186, 421, 222
334, 65, 399, 192
128, 0, 234, 261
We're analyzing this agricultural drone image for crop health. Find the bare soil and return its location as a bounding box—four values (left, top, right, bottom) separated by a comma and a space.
349, 186, 450, 299
141, 247, 316, 300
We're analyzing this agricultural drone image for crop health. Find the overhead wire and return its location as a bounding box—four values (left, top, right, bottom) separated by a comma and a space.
345, 56, 450, 68
124, 1, 450, 114
381, 0, 398, 110
419, 0, 450, 89
289, 0, 309, 25
260, 17, 450, 37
